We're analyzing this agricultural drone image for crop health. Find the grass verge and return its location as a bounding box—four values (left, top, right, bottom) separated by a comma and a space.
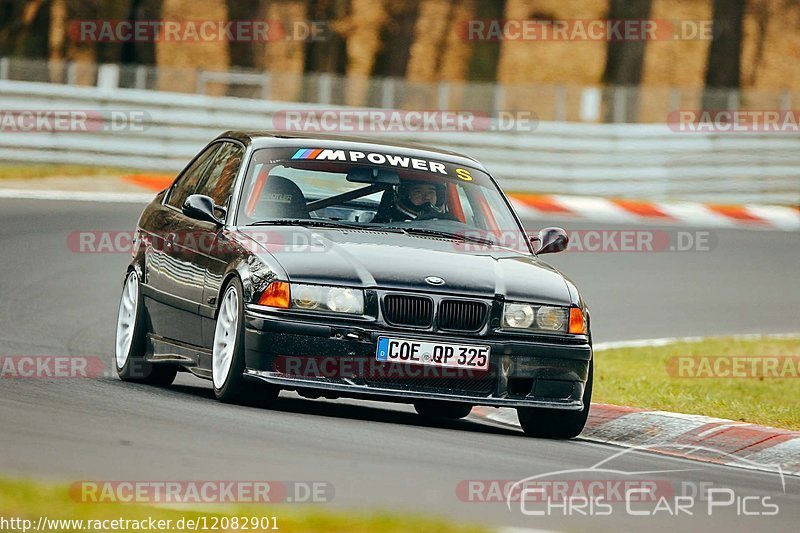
0, 165, 136, 180
594, 336, 800, 430
0, 478, 486, 533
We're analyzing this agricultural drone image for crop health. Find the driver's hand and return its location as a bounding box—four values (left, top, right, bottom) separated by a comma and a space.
415, 204, 458, 221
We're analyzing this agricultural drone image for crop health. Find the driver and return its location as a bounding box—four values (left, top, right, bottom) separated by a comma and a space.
375, 180, 455, 222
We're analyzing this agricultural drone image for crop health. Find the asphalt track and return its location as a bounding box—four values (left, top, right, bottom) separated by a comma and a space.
0, 197, 798, 531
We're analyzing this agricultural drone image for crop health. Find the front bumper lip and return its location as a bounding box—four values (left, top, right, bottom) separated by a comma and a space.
244, 369, 585, 410
243, 308, 591, 410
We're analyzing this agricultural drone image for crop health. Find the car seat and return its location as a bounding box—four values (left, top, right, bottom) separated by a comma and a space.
250, 175, 310, 220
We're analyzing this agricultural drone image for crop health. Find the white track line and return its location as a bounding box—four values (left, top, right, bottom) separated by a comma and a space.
0, 188, 154, 203
594, 332, 800, 351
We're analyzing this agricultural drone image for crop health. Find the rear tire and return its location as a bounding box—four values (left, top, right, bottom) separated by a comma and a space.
517, 360, 593, 439
115, 270, 178, 387
414, 401, 472, 420
212, 277, 279, 406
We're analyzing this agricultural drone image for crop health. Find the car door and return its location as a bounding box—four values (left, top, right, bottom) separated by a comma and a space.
144, 143, 221, 344
175, 141, 245, 357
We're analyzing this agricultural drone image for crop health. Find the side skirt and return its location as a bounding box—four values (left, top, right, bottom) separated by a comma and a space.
146, 334, 212, 380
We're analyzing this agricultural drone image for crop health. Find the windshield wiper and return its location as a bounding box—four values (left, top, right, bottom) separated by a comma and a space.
390, 227, 496, 247
249, 219, 403, 232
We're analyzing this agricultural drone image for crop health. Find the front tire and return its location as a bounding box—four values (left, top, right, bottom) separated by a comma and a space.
115, 270, 177, 386
212, 277, 278, 405
414, 401, 472, 420
517, 360, 593, 439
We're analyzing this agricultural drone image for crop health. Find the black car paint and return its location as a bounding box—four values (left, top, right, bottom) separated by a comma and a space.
126, 131, 592, 409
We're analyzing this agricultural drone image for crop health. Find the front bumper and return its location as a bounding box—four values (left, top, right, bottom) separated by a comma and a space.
243, 308, 591, 410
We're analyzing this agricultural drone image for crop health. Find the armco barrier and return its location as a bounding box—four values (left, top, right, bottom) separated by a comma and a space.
0, 80, 798, 205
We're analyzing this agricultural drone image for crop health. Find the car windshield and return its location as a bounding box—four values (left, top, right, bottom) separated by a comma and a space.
236, 146, 530, 253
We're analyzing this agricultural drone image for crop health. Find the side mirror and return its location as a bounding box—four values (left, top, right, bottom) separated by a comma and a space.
183, 194, 223, 226
532, 227, 568, 254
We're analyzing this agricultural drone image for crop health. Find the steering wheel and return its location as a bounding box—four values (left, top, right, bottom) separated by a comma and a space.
413, 205, 459, 221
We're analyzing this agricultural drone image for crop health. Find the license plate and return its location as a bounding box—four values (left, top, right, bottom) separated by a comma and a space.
376, 337, 490, 370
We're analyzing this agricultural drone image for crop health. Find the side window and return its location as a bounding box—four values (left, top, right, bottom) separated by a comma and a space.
166, 145, 220, 209
194, 142, 244, 208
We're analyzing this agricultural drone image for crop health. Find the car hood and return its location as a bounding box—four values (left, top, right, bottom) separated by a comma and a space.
238, 227, 573, 305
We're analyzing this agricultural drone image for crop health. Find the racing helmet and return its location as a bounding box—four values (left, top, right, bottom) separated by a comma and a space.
395, 180, 447, 218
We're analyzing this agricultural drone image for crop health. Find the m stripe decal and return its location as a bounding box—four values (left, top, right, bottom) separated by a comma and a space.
291, 148, 326, 160
291, 148, 317, 159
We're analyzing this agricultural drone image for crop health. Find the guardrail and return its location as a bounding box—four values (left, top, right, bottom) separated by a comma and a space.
0, 80, 798, 205
3, 56, 797, 125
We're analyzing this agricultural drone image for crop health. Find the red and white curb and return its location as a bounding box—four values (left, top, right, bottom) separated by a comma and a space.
1, 184, 797, 232
473, 405, 800, 477
474, 334, 800, 477
509, 194, 800, 231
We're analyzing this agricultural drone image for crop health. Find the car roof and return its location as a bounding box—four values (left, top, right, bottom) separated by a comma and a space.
216, 131, 487, 171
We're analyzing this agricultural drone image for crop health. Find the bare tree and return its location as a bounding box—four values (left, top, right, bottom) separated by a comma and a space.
742, 0, 769, 87
467, 0, 504, 82
226, 0, 256, 69
602, 0, 652, 122
156, 0, 230, 94
304, 0, 349, 75
372, 0, 418, 78
343, 0, 388, 105
0, 0, 49, 58
263, 0, 309, 101
702, 0, 746, 110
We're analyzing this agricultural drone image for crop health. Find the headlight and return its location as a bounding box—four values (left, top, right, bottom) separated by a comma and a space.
502, 303, 535, 329
502, 303, 572, 333
258, 281, 365, 315
292, 284, 323, 310
327, 287, 362, 314
292, 283, 364, 315
536, 306, 568, 331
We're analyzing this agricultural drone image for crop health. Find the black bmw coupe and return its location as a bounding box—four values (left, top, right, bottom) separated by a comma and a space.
115, 131, 593, 438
